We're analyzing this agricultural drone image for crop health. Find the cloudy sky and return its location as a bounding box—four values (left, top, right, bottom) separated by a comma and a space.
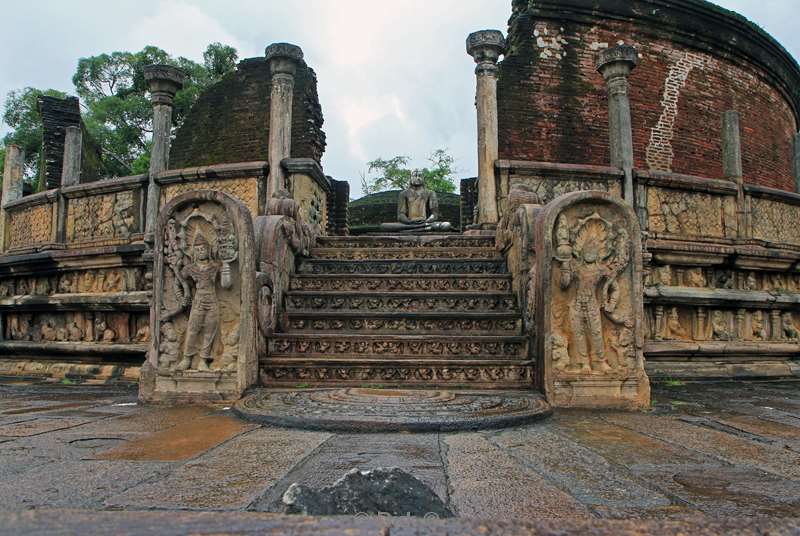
1, 0, 797, 197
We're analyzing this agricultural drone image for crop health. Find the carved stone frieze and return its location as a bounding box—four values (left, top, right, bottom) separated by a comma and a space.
7, 203, 53, 250
300, 260, 506, 275
751, 197, 800, 246
161, 178, 259, 215
316, 237, 494, 249
289, 276, 511, 293
534, 191, 649, 409
285, 316, 520, 334
507, 177, 620, 207
4, 311, 148, 344
260, 364, 534, 385
286, 294, 516, 313
308, 248, 499, 261
647, 187, 734, 238
66, 191, 138, 244
0, 268, 146, 297
270, 336, 527, 358
141, 189, 257, 403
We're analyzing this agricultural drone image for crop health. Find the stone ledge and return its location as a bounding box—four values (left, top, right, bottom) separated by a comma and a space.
2, 189, 59, 210
644, 286, 800, 308
647, 359, 800, 380
496, 159, 623, 178
155, 161, 268, 185
0, 341, 147, 357
0, 291, 150, 312
636, 169, 739, 195
60, 174, 148, 199
645, 341, 799, 359
282, 157, 330, 193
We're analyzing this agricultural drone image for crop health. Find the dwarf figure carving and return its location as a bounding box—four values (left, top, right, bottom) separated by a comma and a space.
711, 310, 732, 341
782, 312, 799, 341
752, 311, 767, 341
665, 307, 688, 340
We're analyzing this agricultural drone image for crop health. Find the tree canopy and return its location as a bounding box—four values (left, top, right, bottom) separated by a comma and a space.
361, 149, 457, 195
1, 42, 239, 186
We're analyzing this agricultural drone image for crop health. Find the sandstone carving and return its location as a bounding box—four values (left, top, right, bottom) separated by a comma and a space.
141, 190, 257, 403
534, 191, 649, 409
752, 311, 767, 341
711, 310, 732, 341
782, 313, 799, 341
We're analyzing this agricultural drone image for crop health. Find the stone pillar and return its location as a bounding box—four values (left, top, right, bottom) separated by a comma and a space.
596, 46, 639, 206
0, 144, 25, 252
771, 310, 782, 341
143, 65, 186, 237
60, 126, 82, 187
793, 132, 800, 193
723, 111, 747, 235
467, 30, 506, 227
265, 43, 303, 200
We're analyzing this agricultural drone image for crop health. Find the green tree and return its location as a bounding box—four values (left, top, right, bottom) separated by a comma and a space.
0, 42, 240, 183
362, 149, 457, 194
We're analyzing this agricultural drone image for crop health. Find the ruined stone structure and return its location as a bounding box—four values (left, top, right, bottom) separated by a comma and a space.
1, 0, 799, 409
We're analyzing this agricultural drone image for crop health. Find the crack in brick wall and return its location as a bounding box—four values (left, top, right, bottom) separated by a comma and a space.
646, 52, 715, 172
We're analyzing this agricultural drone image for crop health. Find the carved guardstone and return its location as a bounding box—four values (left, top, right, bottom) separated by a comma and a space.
534, 191, 650, 409
139, 190, 258, 403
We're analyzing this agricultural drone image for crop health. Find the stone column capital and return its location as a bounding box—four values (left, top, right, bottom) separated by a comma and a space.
265, 43, 304, 77
144, 64, 186, 106
596, 45, 639, 81
467, 30, 506, 76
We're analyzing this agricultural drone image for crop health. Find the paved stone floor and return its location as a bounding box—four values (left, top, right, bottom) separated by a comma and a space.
0, 378, 799, 534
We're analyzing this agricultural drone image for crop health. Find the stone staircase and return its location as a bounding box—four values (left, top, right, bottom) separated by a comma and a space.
260, 235, 535, 389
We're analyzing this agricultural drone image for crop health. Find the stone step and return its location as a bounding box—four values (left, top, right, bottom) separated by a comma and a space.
308, 247, 501, 261
281, 311, 523, 335
259, 359, 535, 389
285, 292, 518, 313
289, 274, 512, 293
297, 259, 507, 275
269, 334, 529, 360
315, 235, 495, 249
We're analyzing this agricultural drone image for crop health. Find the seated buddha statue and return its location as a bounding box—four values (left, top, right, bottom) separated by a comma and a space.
379, 172, 452, 233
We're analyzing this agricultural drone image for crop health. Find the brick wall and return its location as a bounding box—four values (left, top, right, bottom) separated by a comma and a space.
498, 0, 800, 192
169, 57, 326, 169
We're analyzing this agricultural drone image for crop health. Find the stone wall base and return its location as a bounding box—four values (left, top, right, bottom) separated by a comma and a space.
647, 360, 800, 381
550, 372, 651, 410
0, 359, 139, 384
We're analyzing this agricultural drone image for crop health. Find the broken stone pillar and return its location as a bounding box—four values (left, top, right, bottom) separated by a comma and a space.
533, 190, 650, 409
467, 30, 506, 227
596, 46, 639, 206
60, 126, 82, 187
794, 132, 800, 193
722, 111, 746, 235
143, 64, 186, 238
265, 43, 303, 200
0, 144, 25, 252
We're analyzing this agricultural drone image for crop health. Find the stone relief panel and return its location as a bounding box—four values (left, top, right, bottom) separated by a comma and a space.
508, 176, 621, 207
0, 268, 147, 297
646, 305, 800, 344
292, 174, 328, 234
644, 265, 800, 293
647, 187, 734, 239
535, 192, 649, 409
66, 191, 139, 245
751, 197, 800, 247
4, 312, 149, 344
142, 189, 257, 403
161, 178, 258, 215
156, 202, 240, 372
7, 204, 53, 250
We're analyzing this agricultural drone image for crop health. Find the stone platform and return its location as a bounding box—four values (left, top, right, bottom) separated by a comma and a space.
234, 388, 552, 432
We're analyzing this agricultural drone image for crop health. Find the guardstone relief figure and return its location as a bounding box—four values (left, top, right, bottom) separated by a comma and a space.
380, 171, 452, 233
160, 206, 238, 373
555, 212, 631, 373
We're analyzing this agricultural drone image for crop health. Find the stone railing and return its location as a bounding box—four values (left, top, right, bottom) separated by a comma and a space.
495, 159, 800, 381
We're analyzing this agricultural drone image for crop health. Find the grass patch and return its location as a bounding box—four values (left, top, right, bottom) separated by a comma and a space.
295, 383, 310, 389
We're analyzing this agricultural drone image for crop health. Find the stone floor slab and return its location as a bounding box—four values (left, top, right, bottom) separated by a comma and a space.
107, 427, 330, 510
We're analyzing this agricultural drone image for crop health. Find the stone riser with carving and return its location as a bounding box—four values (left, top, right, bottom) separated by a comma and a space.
285, 292, 517, 313
281, 313, 522, 336
0, 267, 148, 297
315, 236, 495, 249
269, 335, 528, 360
259, 361, 535, 389
308, 247, 502, 261
289, 274, 512, 293
298, 259, 507, 275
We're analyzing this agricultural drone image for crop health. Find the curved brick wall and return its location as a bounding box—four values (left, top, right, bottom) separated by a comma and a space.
498, 0, 800, 191
170, 57, 326, 169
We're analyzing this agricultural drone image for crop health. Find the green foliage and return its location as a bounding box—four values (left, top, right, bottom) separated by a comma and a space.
361, 149, 457, 194
2, 87, 68, 181
2, 43, 239, 180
